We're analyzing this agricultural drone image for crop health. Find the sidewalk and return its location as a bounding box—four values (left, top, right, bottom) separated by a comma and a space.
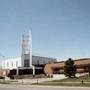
17, 74, 66, 84
13, 73, 89, 84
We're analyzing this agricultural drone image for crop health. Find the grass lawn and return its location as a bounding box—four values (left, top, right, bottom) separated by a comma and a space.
52, 74, 90, 82
0, 79, 18, 84
33, 74, 90, 87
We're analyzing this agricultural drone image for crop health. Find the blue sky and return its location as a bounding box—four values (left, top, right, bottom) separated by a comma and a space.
0, 0, 90, 60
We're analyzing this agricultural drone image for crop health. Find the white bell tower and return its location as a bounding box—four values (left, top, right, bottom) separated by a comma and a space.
21, 31, 32, 67
21, 31, 35, 76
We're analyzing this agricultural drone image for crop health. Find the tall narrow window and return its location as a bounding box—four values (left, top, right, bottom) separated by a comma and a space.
7, 62, 9, 67
24, 59, 29, 67
16, 61, 18, 67
37, 60, 39, 65
11, 62, 13, 67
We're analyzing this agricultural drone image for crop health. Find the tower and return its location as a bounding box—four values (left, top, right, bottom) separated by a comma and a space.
21, 31, 32, 67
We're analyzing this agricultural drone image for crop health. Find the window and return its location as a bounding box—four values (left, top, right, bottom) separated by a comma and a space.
43, 60, 45, 64
16, 61, 18, 67
24, 59, 30, 67
7, 62, 9, 67
37, 60, 39, 65
23, 54, 30, 67
11, 62, 13, 67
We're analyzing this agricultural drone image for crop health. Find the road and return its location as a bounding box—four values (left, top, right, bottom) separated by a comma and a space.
0, 85, 90, 90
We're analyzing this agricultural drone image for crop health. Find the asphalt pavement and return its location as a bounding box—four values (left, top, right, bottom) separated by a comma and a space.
0, 84, 90, 90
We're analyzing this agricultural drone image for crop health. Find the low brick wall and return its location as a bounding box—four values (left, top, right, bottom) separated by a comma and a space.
44, 58, 90, 76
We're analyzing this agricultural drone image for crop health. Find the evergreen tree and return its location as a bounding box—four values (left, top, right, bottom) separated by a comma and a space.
87, 63, 90, 76
64, 58, 76, 78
